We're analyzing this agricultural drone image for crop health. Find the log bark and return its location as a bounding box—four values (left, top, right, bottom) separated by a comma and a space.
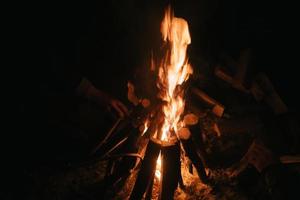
214, 66, 249, 94
161, 142, 181, 200
130, 139, 161, 200
191, 87, 225, 117
179, 128, 209, 184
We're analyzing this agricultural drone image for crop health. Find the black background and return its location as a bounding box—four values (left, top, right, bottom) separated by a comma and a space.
4, 0, 299, 196
13, 0, 299, 109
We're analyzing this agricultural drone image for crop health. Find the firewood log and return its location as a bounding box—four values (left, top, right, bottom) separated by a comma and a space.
179, 128, 209, 183
130, 139, 161, 200
161, 142, 181, 199
191, 87, 225, 117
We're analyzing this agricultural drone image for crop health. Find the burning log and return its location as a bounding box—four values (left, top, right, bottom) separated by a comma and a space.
129, 139, 161, 200
161, 141, 181, 199
130, 5, 202, 199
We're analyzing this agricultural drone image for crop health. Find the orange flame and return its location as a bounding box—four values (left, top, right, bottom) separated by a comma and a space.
156, 6, 193, 141
153, 6, 193, 184
141, 118, 150, 136
155, 153, 162, 179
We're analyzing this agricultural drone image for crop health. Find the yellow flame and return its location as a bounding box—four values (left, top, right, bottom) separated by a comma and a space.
156, 6, 193, 141
155, 153, 162, 180
153, 5, 193, 184
141, 118, 150, 136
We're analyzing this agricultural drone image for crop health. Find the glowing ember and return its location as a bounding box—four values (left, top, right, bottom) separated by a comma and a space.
153, 5, 193, 183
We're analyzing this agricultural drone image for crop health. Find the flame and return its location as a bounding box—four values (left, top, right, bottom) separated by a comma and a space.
141, 118, 150, 136
156, 6, 193, 141
155, 153, 162, 179
153, 5, 193, 183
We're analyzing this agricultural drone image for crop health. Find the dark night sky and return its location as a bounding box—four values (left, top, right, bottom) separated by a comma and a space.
15, 0, 299, 112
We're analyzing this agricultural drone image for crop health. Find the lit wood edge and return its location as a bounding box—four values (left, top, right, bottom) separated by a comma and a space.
280, 155, 300, 164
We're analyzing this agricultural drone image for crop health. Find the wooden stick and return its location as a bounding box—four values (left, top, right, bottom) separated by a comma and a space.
179, 128, 209, 184
130, 139, 161, 200
280, 155, 300, 164
91, 118, 123, 154
161, 142, 181, 200
214, 66, 250, 94
191, 87, 225, 117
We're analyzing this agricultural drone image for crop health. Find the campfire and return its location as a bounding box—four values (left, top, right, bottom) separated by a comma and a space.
127, 6, 208, 199
10, 2, 299, 200
90, 5, 232, 199
89, 4, 299, 200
